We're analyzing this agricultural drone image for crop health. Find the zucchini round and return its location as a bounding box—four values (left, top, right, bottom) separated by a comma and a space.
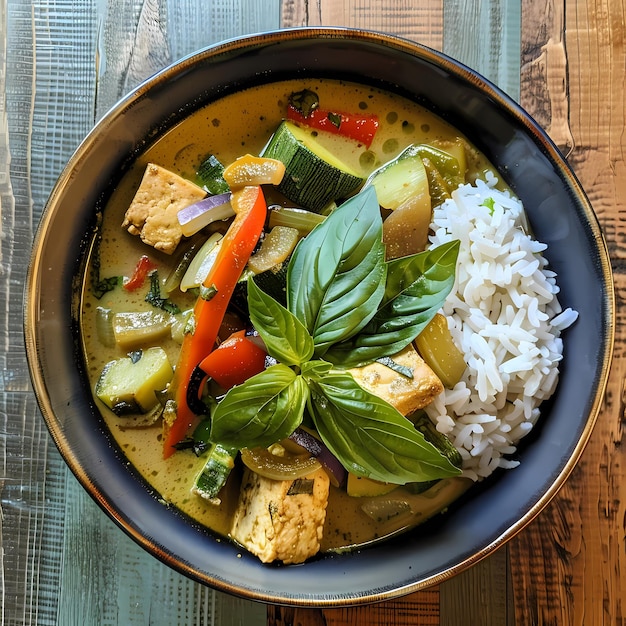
261, 121, 364, 212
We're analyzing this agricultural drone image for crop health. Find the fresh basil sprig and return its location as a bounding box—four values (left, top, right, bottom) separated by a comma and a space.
209, 186, 461, 484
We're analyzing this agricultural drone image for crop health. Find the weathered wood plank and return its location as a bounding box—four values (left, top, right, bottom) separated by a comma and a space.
440, 548, 514, 626
281, 0, 443, 49
0, 1, 278, 624
444, 0, 521, 102
2, 3, 101, 624
511, 0, 626, 624
518, 0, 572, 152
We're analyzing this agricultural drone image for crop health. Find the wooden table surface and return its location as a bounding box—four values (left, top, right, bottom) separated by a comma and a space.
1, 0, 624, 624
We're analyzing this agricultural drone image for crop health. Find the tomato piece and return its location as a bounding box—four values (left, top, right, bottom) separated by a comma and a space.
199, 330, 267, 390
123, 255, 157, 291
286, 104, 379, 148
185, 330, 267, 414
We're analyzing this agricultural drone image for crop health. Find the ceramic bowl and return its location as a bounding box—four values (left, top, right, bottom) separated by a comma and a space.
24, 27, 614, 606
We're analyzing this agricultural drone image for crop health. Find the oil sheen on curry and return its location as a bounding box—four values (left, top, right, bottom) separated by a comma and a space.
81, 78, 497, 564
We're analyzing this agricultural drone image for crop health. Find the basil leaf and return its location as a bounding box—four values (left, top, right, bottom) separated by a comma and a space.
210, 364, 308, 448
382, 239, 459, 305
289, 89, 319, 117
307, 371, 461, 484
301, 359, 332, 381
327, 111, 341, 128
287, 185, 387, 356
325, 240, 459, 366
145, 270, 181, 314
247, 277, 313, 366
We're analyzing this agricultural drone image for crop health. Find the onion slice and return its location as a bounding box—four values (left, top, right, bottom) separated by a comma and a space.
177, 193, 234, 237
240, 446, 321, 481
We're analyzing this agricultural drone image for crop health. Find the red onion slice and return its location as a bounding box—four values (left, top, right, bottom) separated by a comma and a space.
289, 428, 347, 487
178, 193, 234, 237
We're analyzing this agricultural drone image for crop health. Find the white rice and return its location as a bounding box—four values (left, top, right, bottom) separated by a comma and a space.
425, 175, 578, 481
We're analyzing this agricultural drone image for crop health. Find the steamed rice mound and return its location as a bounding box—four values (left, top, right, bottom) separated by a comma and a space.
425, 176, 578, 481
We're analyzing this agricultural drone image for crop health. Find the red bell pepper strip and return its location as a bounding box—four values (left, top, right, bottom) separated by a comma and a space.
123, 255, 157, 291
191, 329, 267, 396
286, 104, 379, 148
162, 185, 267, 457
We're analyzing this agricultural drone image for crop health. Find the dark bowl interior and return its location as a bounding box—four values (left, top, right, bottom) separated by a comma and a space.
25, 27, 614, 606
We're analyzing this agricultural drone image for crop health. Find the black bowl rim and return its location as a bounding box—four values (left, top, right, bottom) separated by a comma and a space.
24, 26, 615, 606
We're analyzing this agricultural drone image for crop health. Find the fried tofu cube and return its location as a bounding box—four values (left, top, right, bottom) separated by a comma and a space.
348, 343, 443, 416
121, 163, 206, 254
230, 467, 330, 564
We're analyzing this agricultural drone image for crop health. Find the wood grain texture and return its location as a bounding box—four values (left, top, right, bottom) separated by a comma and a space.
281, 0, 443, 49
511, 0, 626, 624
439, 548, 515, 626
444, 0, 521, 102
6, 0, 623, 624
268, 590, 440, 626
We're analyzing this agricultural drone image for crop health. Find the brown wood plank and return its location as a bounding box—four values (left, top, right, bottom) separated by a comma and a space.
440, 548, 514, 626
512, 0, 626, 624
267, 589, 440, 626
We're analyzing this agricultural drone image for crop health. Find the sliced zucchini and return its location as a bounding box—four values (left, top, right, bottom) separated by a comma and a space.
367, 142, 464, 201
368, 154, 430, 211
363, 146, 433, 257
196, 154, 229, 195
112, 310, 171, 349
95, 306, 116, 348
261, 120, 364, 213
192, 442, 239, 504
250, 264, 289, 307
95, 347, 174, 415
